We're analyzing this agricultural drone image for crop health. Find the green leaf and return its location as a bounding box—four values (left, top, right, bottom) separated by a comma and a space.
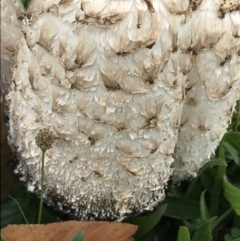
223, 142, 240, 165
224, 132, 240, 153
8, 195, 38, 241
200, 190, 209, 222
177, 227, 191, 241
223, 176, 240, 215
1, 236, 6, 241
183, 219, 201, 230
163, 196, 200, 219
186, 158, 226, 197
200, 172, 214, 193
70, 230, 84, 241
0, 183, 58, 228
212, 208, 233, 230
224, 228, 240, 241
137, 229, 156, 241
192, 217, 217, 241
157, 222, 171, 241
124, 204, 167, 240
209, 164, 226, 217
0, 198, 28, 227
217, 141, 226, 160
231, 228, 240, 238
233, 215, 240, 228
40, 205, 59, 224
224, 234, 233, 241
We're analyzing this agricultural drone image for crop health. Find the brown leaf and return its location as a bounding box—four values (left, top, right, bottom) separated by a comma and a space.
1, 221, 138, 241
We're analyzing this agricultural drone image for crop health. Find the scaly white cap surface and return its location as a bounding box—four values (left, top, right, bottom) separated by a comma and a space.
1, 0, 24, 100
173, 0, 240, 181
7, 0, 185, 220
4, 0, 240, 219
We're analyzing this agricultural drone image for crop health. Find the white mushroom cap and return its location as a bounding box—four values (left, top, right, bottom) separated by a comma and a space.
173, 0, 240, 181
1, 0, 24, 100
4, 0, 240, 219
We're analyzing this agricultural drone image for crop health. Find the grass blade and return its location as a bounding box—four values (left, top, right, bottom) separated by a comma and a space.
212, 208, 233, 230
8, 195, 38, 241
70, 230, 84, 241
186, 158, 226, 197
223, 176, 240, 215
124, 204, 167, 239
200, 190, 209, 222
192, 217, 216, 241
177, 226, 191, 241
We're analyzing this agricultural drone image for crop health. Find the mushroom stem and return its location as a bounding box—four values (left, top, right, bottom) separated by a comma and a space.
38, 150, 45, 224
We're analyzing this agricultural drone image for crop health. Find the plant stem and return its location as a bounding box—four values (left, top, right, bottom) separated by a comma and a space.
9, 195, 38, 241
38, 150, 45, 224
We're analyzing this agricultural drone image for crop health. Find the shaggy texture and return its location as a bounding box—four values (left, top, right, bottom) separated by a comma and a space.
1, 0, 24, 100
2, 0, 240, 219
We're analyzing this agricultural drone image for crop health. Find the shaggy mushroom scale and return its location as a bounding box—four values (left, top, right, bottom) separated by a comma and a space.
2, 0, 240, 220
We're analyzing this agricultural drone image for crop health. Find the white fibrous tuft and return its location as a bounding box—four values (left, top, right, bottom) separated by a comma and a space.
1, 0, 25, 100
173, 0, 240, 182
3, 0, 240, 219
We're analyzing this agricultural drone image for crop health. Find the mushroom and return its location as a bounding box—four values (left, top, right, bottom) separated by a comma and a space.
2, 0, 240, 220
1, 0, 24, 100
173, 0, 240, 181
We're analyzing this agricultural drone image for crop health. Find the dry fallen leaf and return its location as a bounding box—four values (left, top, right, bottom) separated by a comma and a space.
0, 101, 18, 202
1, 221, 138, 241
